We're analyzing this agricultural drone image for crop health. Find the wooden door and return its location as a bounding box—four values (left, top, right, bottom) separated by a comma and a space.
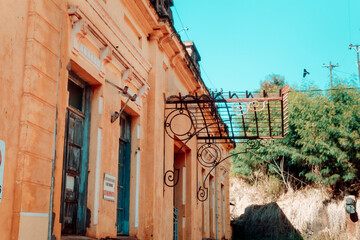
117, 114, 131, 235
61, 77, 91, 235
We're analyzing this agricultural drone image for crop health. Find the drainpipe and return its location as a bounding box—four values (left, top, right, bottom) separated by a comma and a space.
48, 9, 63, 240
215, 167, 218, 239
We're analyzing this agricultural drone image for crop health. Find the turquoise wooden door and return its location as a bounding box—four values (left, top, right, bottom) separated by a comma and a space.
117, 114, 131, 235
61, 77, 91, 235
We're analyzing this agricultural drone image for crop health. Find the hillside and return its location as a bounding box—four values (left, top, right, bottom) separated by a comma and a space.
230, 177, 360, 240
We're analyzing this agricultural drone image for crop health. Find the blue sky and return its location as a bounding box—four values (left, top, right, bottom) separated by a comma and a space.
171, 0, 360, 92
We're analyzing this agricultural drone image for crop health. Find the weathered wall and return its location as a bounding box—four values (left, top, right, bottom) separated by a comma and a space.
0, 0, 232, 239
0, 0, 68, 239
0, 1, 29, 239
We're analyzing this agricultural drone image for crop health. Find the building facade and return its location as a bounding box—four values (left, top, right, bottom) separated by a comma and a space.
0, 0, 231, 239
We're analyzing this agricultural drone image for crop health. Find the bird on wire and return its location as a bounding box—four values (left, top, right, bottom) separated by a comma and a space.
303, 69, 310, 78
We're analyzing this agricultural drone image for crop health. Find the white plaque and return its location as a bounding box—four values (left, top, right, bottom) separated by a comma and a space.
0, 140, 5, 203
66, 175, 75, 191
103, 173, 116, 201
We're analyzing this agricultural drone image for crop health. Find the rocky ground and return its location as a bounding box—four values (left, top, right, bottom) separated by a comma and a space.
230, 177, 360, 240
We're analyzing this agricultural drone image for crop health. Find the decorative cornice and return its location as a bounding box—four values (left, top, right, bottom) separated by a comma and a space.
159, 34, 172, 49
70, 18, 87, 56
100, 46, 112, 63
170, 52, 182, 67
148, 29, 164, 41
68, 4, 151, 90
85, 0, 152, 73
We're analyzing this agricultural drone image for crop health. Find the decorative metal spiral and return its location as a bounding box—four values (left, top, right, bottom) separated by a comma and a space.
231, 102, 248, 116
164, 109, 196, 141
197, 186, 208, 202
232, 101, 267, 116
248, 101, 267, 111
246, 139, 260, 149
197, 143, 221, 168
164, 168, 180, 187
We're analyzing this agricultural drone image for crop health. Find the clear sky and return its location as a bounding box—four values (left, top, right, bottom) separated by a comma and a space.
171, 0, 360, 92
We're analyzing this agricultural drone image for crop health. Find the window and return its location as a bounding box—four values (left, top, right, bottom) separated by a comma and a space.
68, 80, 84, 112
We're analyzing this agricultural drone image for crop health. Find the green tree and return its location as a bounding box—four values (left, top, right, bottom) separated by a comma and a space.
260, 74, 285, 92
231, 81, 360, 194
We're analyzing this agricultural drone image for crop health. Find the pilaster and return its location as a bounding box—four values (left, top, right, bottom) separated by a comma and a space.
13, 0, 65, 239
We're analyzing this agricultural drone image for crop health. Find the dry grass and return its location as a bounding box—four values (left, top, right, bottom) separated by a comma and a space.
230, 176, 283, 220
277, 187, 328, 232
230, 177, 359, 240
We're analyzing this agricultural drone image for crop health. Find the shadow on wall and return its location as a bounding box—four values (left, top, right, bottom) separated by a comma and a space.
231, 202, 303, 240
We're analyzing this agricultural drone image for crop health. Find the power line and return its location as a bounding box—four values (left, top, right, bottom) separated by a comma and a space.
349, 44, 360, 82
339, 47, 351, 66
171, 6, 216, 89
172, 5, 190, 41
322, 61, 339, 88
288, 87, 358, 93
219, 87, 359, 95
348, 0, 352, 42
333, 69, 356, 76
200, 63, 216, 88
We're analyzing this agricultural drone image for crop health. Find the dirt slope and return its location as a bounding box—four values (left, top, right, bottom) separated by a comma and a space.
230, 177, 359, 240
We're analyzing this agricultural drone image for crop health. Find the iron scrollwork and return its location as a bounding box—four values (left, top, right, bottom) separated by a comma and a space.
164, 168, 180, 187
164, 104, 198, 188
197, 143, 222, 168
231, 101, 267, 116
164, 88, 290, 201
196, 139, 261, 201
197, 185, 208, 202
164, 108, 197, 141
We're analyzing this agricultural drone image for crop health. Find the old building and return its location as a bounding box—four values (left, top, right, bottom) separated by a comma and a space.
0, 0, 233, 239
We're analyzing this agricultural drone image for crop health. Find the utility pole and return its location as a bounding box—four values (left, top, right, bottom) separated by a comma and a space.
322, 61, 339, 88
349, 44, 360, 83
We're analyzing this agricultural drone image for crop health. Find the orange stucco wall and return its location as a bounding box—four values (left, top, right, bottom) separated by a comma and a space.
0, 1, 232, 240
0, 1, 28, 239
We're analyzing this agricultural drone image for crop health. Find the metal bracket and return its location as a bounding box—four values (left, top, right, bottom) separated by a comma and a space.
106, 80, 137, 123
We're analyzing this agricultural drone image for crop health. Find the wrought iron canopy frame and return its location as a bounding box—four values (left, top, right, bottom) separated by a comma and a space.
163, 86, 290, 201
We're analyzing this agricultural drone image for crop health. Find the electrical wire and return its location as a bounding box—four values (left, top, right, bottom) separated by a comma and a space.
172, 5, 216, 89
172, 5, 359, 95
172, 5, 190, 41
200, 63, 216, 88
333, 69, 356, 76
348, 0, 352, 42
223, 86, 359, 93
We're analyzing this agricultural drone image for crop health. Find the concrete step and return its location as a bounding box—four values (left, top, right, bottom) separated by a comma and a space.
100, 237, 139, 240
62, 237, 96, 240
114, 237, 139, 240
61, 236, 138, 240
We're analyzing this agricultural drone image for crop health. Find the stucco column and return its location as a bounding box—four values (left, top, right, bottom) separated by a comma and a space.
142, 31, 165, 240
11, 1, 66, 240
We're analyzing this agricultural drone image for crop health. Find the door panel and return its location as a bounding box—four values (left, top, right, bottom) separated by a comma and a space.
117, 114, 131, 235
62, 110, 84, 234
61, 76, 91, 236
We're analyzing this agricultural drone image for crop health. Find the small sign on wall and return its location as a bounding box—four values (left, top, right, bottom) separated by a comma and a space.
0, 140, 5, 203
103, 173, 116, 201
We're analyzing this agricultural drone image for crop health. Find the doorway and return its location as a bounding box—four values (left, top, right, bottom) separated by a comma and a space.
117, 113, 131, 235
173, 151, 185, 240
173, 144, 191, 240
61, 75, 91, 235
